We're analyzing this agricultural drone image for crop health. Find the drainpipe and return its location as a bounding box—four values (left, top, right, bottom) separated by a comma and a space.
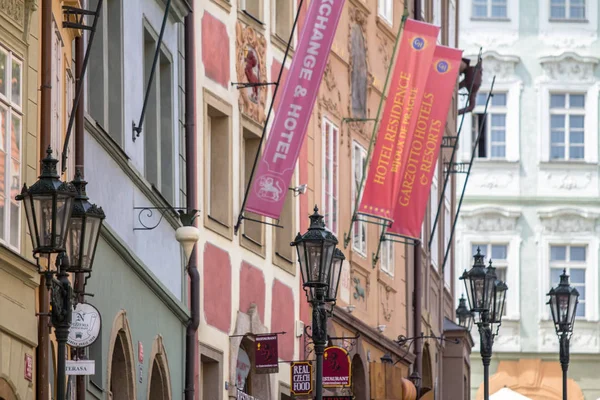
74, 34, 86, 400
183, 6, 200, 400
36, 1, 52, 399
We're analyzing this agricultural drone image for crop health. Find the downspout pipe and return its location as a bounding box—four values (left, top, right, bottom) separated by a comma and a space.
413, 1, 423, 393
36, 1, 52, 399
183, 6, 200, 400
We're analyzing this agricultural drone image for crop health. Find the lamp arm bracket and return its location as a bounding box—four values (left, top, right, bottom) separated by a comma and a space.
133, 207, 200, 231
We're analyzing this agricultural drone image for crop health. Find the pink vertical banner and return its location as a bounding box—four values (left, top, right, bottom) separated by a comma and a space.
245, 0, 346, 219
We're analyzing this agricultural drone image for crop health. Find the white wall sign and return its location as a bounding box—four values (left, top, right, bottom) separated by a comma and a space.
68, 303, 102, 348
65, 360, 95, 375
340, 260, 350, 304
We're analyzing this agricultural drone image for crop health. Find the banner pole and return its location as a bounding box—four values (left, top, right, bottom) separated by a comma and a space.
440, 77, 496, 272
372, 225, 387, 268
234, 0, 305, 235
429, 47, 483, 249
343, 4, 410, 249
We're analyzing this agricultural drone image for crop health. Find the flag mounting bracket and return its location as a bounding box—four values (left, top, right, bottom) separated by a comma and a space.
372, 228, 419, 269
444, 161, 470, 174
231, 82, 278, 89
441, 136, 458, 148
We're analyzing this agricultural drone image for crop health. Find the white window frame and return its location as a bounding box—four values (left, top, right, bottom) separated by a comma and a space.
380, 227, 394, 276
430, 167, 439, 270
472, 91, 508, 160
352, 141, 367, 257
471, 0, 509, 19
548, 93, 586, 161
460, 81, 521, 163
448, 0, 457, 47
549, 0, 586, 21
322, 118, 339, 235
539, 235, 598, 322
377, 0, 393, 25
538, 0, 597, 42
460, 234, 521, 321
539, 83, 599, 163
0, 44, 23, 251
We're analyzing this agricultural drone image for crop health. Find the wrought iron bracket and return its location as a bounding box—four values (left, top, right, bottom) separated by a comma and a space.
231, 82, 277, 90
134, 207, 200, 231
62, 6, 97, 30
441, 136, 458, 148
392, 333, 460, 366
444, 161, 470, 174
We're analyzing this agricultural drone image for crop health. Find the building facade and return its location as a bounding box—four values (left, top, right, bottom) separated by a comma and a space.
0, 2, 39, 398
456, 0, 600, 398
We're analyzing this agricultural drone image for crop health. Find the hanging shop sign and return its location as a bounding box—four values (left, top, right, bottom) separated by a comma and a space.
67, 303, 102, 348
65, 360, 96, 375
322, 346, 351, 387
24, 354, 33, 381
254, 334, 279, 374
291, 361, 313, 396
323, 397, 353, 400
236, 388, 259, 400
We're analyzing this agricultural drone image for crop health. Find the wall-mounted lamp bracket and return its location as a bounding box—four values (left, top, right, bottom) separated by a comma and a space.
134, 206, 199, 231
231, 82, 277, 90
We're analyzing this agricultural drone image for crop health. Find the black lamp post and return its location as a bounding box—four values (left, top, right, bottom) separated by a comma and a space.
292, 206, 343, 400
547, 269, 579, 400
456, 294, 473, 332
17, 148, 104, 400
460, 247, 508, 400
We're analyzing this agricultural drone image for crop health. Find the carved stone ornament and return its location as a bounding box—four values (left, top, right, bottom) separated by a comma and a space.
544, 170, 592, 191
0, 0, 37, 39
353, 276, 366, 302
477, 170, 515, 190
461, 207, 521, 232
540, 52, 599, 83
379, 283, 394, 322
479, 51, 520, 83
376, 31, 391, 73
236, 22, 267, 124
538, 208, 598, 234
319, 60, 342, 118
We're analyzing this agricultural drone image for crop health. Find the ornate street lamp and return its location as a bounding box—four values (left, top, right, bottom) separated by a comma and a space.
17, 147, 76, 263
547, 269, 579, 400
65, 170, 106, 276
460, 248, 508, 400
291, 205, 341, 400
17, 148, 105, 400
456, 295, 473, 331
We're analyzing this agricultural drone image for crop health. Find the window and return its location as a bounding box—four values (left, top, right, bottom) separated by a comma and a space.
378, 0, 393, 24
241, 126, 264, 252
274, 0, 293, 41
380, 228, 394, 276
143, 26, 175, 204
51, 21, 63, 160
0, 45, 23, 249
550, 0, 585, 20
322, 118, 338, 234
274, 188, 295, 272
448, 0, 457, 47
471, 243, 508, 315
242, 0, 262, 21
430, 167, 439, 268
443, 196, 452, 287
87, 0, 123, 144
472, 92, 507, 159
549, 93, 585, 161
204, 90, 232, 238
549, 245, 586, 317
352, 142, 367, 256
66, 67, 76, 180
433, 0, 442, 43
472, 0, 507, 18
200, 344, 223, 400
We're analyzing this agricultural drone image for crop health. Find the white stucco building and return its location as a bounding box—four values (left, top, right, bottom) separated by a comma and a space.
455, 0, 600, 398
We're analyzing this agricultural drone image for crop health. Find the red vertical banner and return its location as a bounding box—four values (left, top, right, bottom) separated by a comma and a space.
358, 19, 439, 222
388, 46, 463, 238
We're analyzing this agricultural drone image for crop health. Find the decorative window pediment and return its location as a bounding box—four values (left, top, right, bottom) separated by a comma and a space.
540, 52, 600, 83
460, 207, 521, 232
538, 208, 599, 233
480, 51, 521, 83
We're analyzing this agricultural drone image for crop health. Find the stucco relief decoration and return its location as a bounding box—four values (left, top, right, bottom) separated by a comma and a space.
318, 60, 342, 118
462, 33, 518, 50
236, 22, 267, 124
376, 31, 391, 73
540, 52, 599, 83
461, 208, 520, 232
480, 51, 520, 83
545, 170, 592, 191
0, 0, 24, 25
478, 171, 514, 190
538, 209, 598, 233
379, 283, 394, 322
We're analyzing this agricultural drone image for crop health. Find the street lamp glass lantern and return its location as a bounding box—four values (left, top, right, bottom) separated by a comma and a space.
491, 279, 508, 325
460, 247, 496, 321
292, 206, 338, 298
65, 170, 106, 274
325, 248, 345, 303
16, 147, 76, 262
456, 294, 473, 331
547, 269, 579, 334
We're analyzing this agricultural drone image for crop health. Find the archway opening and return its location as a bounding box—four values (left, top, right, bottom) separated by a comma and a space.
109, 332, 134, 400
149, 358, 169, 400
351, 355, 366, 400
0, 378, 17, 400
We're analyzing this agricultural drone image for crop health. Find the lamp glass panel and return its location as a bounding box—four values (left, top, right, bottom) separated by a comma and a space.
55, 195, 74, 249
483, 273, 496, 311
66, 216, 83, 268
306, 241, 324, 283
33, 195, 55, 248
492, 285, 506, 323
473, 278, 485, 309
568, 291, 578, 326
463, 275, 474, 311
23, 195, 38, 249
549, 293, 558, 324
295, 241, 308, 285
558, 292, 569, 324
321, 243, 335, 285
82, 216, 102, 270
327, 257, 342, 300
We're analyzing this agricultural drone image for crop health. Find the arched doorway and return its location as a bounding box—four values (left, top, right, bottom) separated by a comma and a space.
107, 311, 136, 400
147, 335, 172, 400
0, 378, 17, 400
351, 355, 367, 400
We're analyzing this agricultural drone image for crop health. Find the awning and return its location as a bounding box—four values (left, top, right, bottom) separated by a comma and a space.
490, 388, 532, 400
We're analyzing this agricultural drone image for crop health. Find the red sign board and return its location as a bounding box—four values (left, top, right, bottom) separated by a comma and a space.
322, 397, 353, 400
291, 361, 313, 396
254, 334, 279, 374
24, 354, 33, 381
322, 346, 351, 387
138, 341, 144, 363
